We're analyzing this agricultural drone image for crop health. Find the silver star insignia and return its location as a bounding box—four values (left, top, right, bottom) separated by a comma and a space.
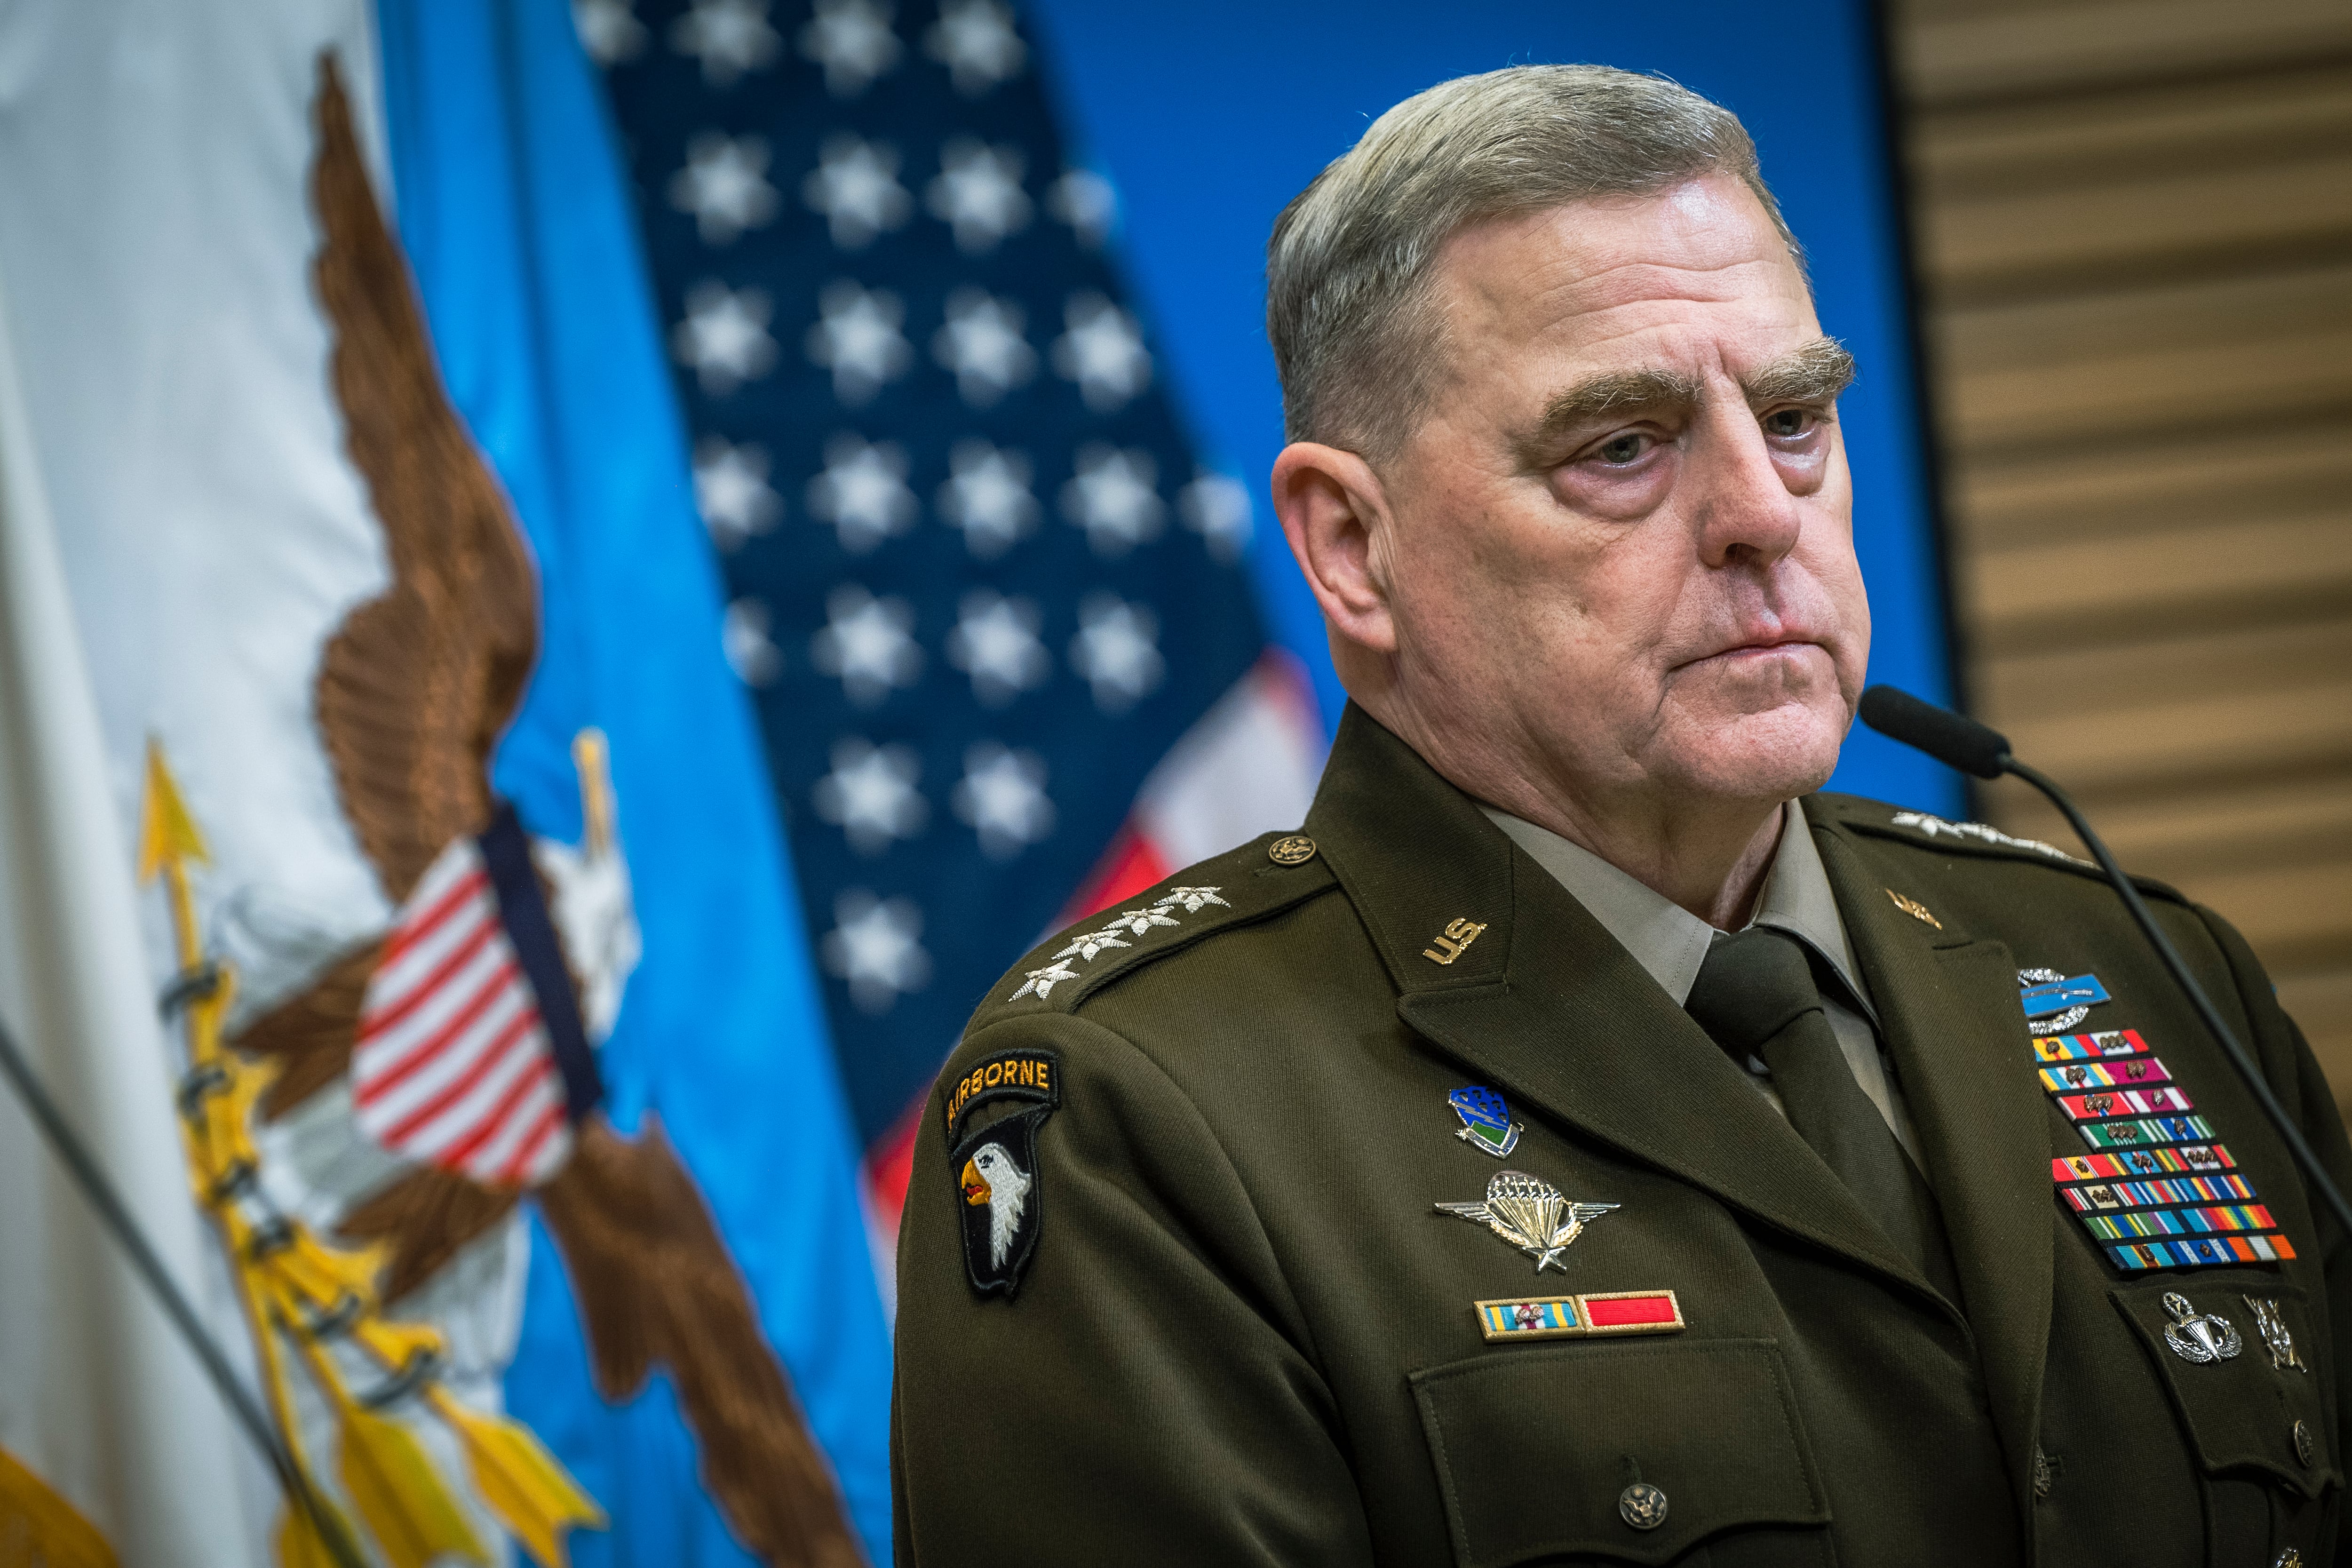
1436, 1170, 1618, 1273
1152, 885, 1228, 914
1053, 928, 1131, 963
1099, 906, 1179, 938
1009, 960, 1079, 1000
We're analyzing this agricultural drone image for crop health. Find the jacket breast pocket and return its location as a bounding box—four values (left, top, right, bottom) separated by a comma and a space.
2112, 1277, 2340, 1566
1409, 1338, 1832, 1567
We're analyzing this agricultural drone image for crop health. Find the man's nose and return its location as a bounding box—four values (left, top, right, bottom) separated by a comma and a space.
1689, 402, 1803, 569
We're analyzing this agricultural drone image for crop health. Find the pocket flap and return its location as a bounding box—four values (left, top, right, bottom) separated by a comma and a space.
2112, 1278, 2340, 1499
1410, 1338, 1830, 1567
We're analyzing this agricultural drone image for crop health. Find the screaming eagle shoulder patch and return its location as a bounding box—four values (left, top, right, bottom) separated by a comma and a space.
942, 1049, 1060, 1299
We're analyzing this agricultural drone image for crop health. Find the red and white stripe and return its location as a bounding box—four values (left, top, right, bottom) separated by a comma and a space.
353, 837, 572, 1188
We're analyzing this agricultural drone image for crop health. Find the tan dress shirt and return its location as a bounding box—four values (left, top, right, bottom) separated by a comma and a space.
1482, 801, 1927, 1165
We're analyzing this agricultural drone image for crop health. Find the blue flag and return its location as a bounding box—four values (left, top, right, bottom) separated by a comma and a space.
374, 2, 894, 1560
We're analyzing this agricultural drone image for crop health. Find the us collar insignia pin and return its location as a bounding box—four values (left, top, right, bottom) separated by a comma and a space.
1423, 917, 1486, 965
1436, 1169, 1616, 1273
1448, 1085, 1522, 1158
2161, 1292, 2243, 1364
2019, 967, 2110, 1032
2243, 1296, 2308, 1374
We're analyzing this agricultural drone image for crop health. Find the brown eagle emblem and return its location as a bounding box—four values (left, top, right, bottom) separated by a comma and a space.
227, 56, 859, 1568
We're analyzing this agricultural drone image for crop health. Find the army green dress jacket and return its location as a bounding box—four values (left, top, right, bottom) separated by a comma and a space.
894, 708, 2351, 1567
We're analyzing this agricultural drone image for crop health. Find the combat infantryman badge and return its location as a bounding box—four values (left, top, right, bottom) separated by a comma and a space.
1448, 1085, 1522, 1158
1436, 1170, 1617, 1273
941, 1049, 1061, 1297
2018, 967, 2110, 1032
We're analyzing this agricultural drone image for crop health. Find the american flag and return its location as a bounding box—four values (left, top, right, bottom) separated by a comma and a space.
580, 0, 1322, 1222
353, 803, 602, 1188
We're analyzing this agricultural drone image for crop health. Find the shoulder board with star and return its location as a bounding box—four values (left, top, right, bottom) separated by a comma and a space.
970, 831, 1338, 1023
1815, 793, 2188, 903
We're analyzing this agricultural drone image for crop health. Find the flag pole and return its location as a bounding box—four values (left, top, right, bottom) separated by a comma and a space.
0, 1012, 365, 1568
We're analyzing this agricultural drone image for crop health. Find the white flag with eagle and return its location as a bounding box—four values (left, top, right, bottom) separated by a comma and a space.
0, 0, 870, 1564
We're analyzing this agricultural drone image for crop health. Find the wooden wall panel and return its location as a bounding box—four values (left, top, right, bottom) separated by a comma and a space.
1889, 0, 2352, 1108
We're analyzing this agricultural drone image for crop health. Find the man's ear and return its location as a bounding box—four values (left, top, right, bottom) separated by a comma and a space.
1272, 442, 1398, 656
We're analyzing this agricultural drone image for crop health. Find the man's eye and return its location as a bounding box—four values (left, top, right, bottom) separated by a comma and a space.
1594, 433, 1649, 464
1762, 408, 1815, 438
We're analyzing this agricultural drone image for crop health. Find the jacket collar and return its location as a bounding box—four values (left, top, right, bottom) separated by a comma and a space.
1806, 800, 2054, 1512
1303, 706, 1936, 1295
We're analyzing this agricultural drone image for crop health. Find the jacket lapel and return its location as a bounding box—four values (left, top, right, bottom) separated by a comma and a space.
1808, 805, 2054, 1504
1306, 709, 1932, 1295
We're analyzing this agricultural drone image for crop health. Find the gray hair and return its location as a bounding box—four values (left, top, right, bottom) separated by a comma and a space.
1266, 65, 1801, 461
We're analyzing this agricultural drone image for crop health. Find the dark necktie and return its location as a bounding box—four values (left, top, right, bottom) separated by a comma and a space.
1685, 926, 1957, 1299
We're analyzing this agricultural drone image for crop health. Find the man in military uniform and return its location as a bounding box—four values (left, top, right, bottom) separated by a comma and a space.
893, 64, 2349, 1565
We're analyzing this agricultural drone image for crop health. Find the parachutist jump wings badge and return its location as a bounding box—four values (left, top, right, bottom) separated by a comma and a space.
1437, 1170, 1618, 1273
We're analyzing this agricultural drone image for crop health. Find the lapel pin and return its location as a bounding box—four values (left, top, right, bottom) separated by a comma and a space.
1884, 888, 1940, 928
1448, 1085, 1522, 1158
1423, 918, 1486, 965
1436, 1169, 1616, 1273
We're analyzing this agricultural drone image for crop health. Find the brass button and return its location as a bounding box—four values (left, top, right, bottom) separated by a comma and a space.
2276, 1549, 2303, 1568
1267, 834, 1317, 866
2294, 1419, 2316, 1468
1618, 1482, 1668, 1531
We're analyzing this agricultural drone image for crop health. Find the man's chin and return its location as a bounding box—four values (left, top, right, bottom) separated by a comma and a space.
1656, 703, 1845, 804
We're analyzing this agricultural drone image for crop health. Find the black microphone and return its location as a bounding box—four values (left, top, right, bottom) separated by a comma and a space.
1859, 684, 2352, 1241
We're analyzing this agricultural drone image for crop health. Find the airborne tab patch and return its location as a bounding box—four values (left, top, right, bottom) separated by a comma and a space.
941, 1050, 1060, 1299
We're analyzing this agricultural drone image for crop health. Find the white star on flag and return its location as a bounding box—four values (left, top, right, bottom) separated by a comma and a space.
927, 137, 1031, 253
923, 0, 1026, 95
1178, 470, 1253, 562
932, 287, 1034, 406
807, 433, 917, 553
801, 132, 913, 250
723, 597, 783, 685
1070, 593, 1164, 713
937, 439, 1037, 558
824, 890, 931, 1012
673, 280, 778, 395
813, 737, 929, 853
669, 0, 782, 86
944, 589, 1050, 706
810, 583, 923, 706
805, 280, 912, 404
797, 0, 902, 96
693, 436, 782, 549
1046, 167, 1116, 247
1051, 291, 1151, 410
1061, 444, 1163, 557
954, 742, 1055, 860
668, 132, 779, 245
573, 0, 649, 64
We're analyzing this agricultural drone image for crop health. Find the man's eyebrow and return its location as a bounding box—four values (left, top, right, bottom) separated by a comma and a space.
1741, 337, 1855, 405
1536, 368, 1703, 432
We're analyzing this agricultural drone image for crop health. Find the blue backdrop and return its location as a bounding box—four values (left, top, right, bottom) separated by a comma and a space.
1026, 0, 1962, 814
